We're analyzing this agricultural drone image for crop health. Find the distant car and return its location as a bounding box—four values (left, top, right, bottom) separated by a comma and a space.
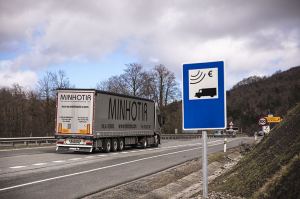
257, 131, 264, 136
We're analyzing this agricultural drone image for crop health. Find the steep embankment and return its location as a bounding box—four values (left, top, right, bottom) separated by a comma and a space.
227, 66, 300, 134
210, 103, 300, 198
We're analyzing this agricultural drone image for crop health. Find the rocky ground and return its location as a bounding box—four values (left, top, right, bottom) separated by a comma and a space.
84, 147, 245, 199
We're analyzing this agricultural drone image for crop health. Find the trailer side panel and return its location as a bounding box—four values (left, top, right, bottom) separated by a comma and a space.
93, 93, 155, 137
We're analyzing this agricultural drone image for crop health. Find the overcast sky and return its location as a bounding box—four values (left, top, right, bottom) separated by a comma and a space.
0, 0, 300, 90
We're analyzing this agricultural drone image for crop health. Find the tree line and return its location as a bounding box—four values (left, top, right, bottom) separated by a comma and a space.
0, 70, 72, 137
0, 64, 180, 137
97, 63, 180, 109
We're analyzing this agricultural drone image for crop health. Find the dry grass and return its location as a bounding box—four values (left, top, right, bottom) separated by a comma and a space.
209, 104, 300, 198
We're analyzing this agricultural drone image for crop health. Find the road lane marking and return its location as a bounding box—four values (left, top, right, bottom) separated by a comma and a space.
118, 140, 223, 155
161, 140, 223, 150
85, 156, 94, 159
1, 139, 229, 168
32, 163, 47, 166
52, 160, 65, 163
69, 158, 82, 161
1, 139, 237, 171
0, 146, 56, 152
0, 141, 227, 192
10, 166, 26, 169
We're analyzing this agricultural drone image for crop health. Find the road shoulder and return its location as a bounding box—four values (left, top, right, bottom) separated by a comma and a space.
84, 147, 245, 199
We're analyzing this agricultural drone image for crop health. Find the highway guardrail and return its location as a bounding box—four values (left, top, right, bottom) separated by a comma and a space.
0, 135, 201, 147
0, 134, 241, 147
0, 137, 56, 147
161, 134, 202, 139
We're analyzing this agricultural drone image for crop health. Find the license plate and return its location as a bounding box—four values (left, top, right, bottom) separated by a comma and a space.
68, 139, 81, 144
69, 147, 79, 151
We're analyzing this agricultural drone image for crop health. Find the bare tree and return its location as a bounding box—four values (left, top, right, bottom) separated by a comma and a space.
151, 64, 179, 108
153, 65, 167, 107
97, 63, 147, 97
37, 70, 71, 99
52, 70, 71, 89
97, 75, 128, 94
122, 63, 146, 97
164, 73, 180, 106
0, 70, 72, 138
27, 91, 43, 137
96, 80, 108, 91
37, 71, 54, 100
97, 63, 179, 106
140, 71, 156, 100
37, 70, 71, 136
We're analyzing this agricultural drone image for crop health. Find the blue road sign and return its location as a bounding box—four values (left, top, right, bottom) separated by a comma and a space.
182, 61, 226, 130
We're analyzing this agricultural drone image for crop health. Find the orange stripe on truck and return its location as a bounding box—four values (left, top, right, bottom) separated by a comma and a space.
58, 123, 62, 133
87, 124, 90, 134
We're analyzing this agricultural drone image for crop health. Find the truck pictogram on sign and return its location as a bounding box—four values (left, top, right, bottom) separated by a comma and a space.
195, 88, 217, 98
189, 68, 218, 100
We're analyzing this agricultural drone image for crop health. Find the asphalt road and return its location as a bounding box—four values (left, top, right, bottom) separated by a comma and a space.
0, 137, 252, 199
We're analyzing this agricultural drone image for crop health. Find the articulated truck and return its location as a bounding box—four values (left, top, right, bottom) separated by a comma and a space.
55, 89, 162, 152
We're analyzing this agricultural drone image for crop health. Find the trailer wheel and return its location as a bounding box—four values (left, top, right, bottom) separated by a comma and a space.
118, 139, 124, 151
103, 139, 111, 153
141, 138, 148, 149
153, 135, 159, 147
112, 139, 118, 152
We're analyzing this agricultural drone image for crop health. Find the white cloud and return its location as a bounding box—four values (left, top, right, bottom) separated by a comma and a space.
0, 60, 38, 89
0, 0, 300, 89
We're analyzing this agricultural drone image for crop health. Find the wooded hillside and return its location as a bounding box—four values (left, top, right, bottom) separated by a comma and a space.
162, 66, 300, 135
227, 66, 300, 134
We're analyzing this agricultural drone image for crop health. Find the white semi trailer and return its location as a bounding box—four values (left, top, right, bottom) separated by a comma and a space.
55, 89, 162, 152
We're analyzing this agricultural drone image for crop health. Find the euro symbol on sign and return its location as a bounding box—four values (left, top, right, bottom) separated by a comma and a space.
208, 70, 213, 77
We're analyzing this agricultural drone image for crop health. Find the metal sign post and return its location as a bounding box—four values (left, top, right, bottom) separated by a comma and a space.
182, 61, 226, 199
202, 131, 208, 198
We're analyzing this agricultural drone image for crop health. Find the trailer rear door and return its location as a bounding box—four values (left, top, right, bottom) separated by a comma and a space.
56, 90, 94, 135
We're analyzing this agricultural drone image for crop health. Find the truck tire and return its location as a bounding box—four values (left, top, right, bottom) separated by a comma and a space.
112, 139, 118, 152
103, 139, 111, 153
118, 139, 124, 151
141, 138, 148, 149
153, 135, 159, 147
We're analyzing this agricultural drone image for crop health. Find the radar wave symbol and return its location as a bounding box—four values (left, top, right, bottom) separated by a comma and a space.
190, 70, 206, 84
